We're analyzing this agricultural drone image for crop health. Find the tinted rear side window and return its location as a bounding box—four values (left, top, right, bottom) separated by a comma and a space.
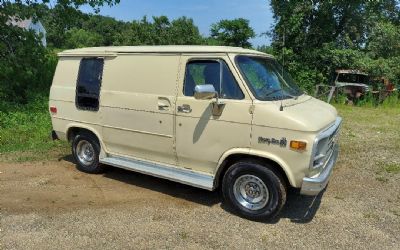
76, 58, 104, 111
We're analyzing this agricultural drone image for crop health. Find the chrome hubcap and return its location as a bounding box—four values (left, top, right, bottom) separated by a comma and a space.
233, 174, 269, 210
76, 140, 95, 166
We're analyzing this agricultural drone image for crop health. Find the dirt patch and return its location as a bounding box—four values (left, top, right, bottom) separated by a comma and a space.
0, 159, 207, 215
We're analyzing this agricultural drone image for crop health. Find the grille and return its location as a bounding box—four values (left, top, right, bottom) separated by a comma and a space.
311, 119, 341, 170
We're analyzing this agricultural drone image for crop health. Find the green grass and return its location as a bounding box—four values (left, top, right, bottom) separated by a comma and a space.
383, 164, 400, 174
331, 91, 400, 108
0, 97, 68, 162
335, 103, 400, 187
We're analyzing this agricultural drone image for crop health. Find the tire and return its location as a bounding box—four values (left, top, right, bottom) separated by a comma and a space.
222, 160, 287, 221
72, 133, 104, 174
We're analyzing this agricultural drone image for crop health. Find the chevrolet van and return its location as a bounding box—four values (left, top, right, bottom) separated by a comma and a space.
49, 46, 341, 220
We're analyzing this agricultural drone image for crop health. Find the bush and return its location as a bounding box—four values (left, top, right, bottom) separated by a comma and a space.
0, 24, 58, 104
0, 97, 65, 154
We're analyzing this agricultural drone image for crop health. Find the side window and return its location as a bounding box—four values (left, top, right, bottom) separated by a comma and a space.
76, 58, 104, 111
184, 60, 244, 99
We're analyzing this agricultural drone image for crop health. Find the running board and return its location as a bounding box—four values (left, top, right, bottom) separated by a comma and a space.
100, 156, 215, 191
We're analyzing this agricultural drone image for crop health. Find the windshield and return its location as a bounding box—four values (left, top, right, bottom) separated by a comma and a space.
336, 73, 369, 84
236, 56, 303, 101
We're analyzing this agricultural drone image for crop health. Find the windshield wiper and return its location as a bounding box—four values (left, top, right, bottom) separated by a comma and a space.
284, 93, 299, 100
264, 88, 300, 100
264, 88, 283, 97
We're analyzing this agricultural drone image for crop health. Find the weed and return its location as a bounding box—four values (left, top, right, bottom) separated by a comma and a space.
384, 163, 400, 174
334, 195, 345, 200
178, 231, 189, 240
376, 176, 388, 183
390, 210, 400, 217
363, 212, 379, 220
347, 131, 356, 138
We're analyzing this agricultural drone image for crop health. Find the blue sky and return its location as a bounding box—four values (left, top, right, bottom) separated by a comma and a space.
80, 0, 275, 47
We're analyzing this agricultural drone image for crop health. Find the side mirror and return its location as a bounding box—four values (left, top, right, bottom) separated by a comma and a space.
194, 84, 217, 100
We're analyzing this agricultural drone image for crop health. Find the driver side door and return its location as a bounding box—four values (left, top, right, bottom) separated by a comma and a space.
175, 55, 253, 174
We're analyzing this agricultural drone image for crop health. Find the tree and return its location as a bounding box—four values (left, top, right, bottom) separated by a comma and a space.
0, 0, 120, 104
40, 4, 89, 48
270, 0, 400, 52
367, 21, 400, 59
82, 15, 126, 46
210, 18, 255, 48
113, 16, 203, 46
170, 17, 202, 45
269, 0, 400, 91
65, 28, 103, 48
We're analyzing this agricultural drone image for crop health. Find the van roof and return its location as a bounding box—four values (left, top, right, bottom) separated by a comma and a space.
58, 45, 271, 57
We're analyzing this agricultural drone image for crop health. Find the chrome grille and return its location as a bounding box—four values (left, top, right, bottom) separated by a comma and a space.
310, 118, 342, 171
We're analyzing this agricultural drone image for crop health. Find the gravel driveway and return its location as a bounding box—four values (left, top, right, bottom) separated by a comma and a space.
1, 107, 399, 249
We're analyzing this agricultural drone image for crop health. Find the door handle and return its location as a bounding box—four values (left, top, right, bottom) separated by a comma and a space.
177, 104, 192, 113
158, 104, 170, 108
158, 97, 171, 110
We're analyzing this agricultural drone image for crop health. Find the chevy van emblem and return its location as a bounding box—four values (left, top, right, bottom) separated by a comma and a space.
258, 137, 287, 148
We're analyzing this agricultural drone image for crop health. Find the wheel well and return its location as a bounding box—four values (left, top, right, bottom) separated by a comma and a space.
215, 154, 290, 190
67, 127, 100, 145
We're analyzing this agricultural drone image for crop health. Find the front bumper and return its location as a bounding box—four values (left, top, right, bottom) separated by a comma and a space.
300, 144, 339, 196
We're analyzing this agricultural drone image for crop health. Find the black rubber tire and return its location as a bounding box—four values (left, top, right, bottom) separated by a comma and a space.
72, 133, 104, 174
222, 160, 287, 221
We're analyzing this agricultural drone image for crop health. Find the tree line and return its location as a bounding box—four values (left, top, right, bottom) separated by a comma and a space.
16, 2, 256, 49
1, 0, 399, 105
1, 1, 256, 103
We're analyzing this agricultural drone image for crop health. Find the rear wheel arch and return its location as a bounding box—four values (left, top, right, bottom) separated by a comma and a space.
214, 153, 291, 190
71, 131, 105, 174
67, 126, 101, 146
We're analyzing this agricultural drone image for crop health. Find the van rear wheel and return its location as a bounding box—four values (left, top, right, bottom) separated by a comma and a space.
222, 160, 286, 221
72, 133, 104, 174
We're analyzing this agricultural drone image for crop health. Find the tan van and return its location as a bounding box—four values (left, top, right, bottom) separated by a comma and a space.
49, 46, 341, 220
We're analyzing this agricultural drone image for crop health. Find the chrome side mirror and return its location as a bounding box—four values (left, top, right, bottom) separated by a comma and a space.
194, 84, 217, 100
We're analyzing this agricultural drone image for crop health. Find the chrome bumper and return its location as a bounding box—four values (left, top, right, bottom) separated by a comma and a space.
300, 144, 339, 196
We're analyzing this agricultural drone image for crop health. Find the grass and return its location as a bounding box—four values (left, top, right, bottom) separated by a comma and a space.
383, 163, 400, 174
331, 91, 400, 108
333, 102, 400, 190
0, 97, 69, 162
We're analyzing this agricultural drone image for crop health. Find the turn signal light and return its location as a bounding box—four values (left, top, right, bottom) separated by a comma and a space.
290, 140, 307, 151
50, 106, 57, 114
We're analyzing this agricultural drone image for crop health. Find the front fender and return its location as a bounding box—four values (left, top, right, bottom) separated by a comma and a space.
216, 148, 296, 187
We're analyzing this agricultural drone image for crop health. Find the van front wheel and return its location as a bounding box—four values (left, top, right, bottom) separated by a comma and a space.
222, 160, 286, 221
72, 133, 104, 174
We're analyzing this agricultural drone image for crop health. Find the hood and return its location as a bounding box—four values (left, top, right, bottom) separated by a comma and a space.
253, 95, 338, 132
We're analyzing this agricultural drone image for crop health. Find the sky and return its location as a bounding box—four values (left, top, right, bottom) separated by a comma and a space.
80, 0, 275, 47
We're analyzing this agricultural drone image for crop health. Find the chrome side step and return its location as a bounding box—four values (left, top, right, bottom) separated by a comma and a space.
100, 156, 215, 190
